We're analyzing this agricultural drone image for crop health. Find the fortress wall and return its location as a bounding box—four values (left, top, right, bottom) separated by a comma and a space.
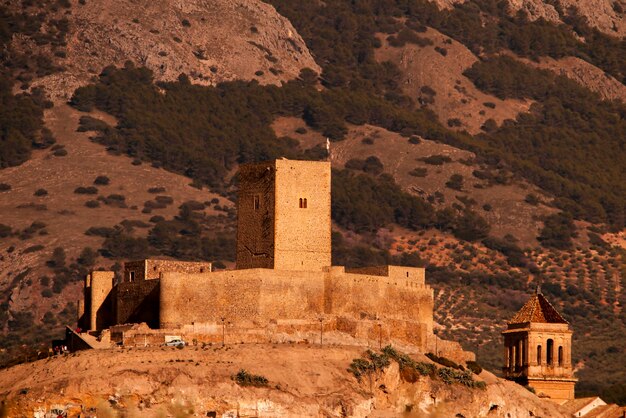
325, 267, 433, 332
236, 162, 276, 269
345, 266, 426, 284
159, 269, 326, 328
124, 260, 147, 282
115, 279, 160, 328
159, 266, 433, 346
124, 259, 213, 282
274, 160, 331, 271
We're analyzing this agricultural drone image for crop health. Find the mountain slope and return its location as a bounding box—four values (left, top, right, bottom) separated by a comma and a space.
9, 0, 320, 100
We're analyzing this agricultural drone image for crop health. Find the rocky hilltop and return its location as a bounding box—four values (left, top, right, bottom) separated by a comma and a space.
0, 344, 569, 417
431, 0, 625, 38
1, 0, 625, 409
12, 0, 320, 100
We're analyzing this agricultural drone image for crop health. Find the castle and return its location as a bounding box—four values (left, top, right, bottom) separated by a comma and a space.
72, 158, 604, 407
77, 160, 466, 357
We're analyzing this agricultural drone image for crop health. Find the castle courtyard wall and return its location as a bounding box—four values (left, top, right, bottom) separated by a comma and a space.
124, 259, 212, 282
159, 269, 325, 328
114, 279, 160, 328
158, 266, 433, 349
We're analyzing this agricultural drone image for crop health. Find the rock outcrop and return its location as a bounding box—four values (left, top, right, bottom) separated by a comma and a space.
12, 0, 320, 100
427, 0, 625, 38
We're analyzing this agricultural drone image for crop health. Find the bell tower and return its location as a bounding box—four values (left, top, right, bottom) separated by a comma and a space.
502, 289, 577, 404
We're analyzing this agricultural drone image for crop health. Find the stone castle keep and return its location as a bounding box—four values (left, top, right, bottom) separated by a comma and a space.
77, 160, 466, 356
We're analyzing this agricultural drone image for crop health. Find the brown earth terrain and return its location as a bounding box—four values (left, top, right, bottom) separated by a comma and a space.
0, 343, 569, 417
519, 55, 626, 103
0, 103, 231, 323
373, 28, 532, 135
12, 0, 320, 100
273, 117, 553, 245
427, 0, 625, 38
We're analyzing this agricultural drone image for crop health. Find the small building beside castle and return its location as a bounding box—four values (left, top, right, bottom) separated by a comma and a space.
76, 159, 468, 358
502, 289, 577, 404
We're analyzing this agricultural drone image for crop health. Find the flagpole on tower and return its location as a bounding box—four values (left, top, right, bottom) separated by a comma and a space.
326, 137, 330, 162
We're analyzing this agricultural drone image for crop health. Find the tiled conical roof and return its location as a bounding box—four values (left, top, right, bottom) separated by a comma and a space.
508, 292, 568, 324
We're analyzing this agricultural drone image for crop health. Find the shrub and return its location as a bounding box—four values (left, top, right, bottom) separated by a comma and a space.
148, 187, 166, 193
233, 369, 268, 387
53, 148, 67, 157
0, 183, 10, 192
538, 212, 577, 249
93, 175, 110, 185
85, 226, 116, 237
426, 352, 463, 370
47, 247, 66, 269
77, 247, 97, 266
181, 19, 191, 27
348, 350, 391, 381
85, 200, 100, 208
408, 136, 421, 144
466, 360, 483, 374
525, 193, 540, 205
420, 155, 452, 165
387, 28, 433, 47
33, 189, 48, 196
100, 194, 126, 207
295, 127, 307, 134
41, 288, 53, 298
0, 224, 12, 238
77, 116, 109, 132
445, 174, 463, 190
447, 118, 461, 127
23, 245, 45, 254
409, 167, 427, 177
74, 186, 98, 195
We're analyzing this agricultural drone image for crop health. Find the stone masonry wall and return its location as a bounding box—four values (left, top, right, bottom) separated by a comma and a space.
123, 259, 212, 282
159, 269, 325, 328
88, 271, 115, 331
324, 266, 433, 333
274, 160, 331, 271
114, 279, 160, 328
236, 162, 276, 269
158, 265, 433, 349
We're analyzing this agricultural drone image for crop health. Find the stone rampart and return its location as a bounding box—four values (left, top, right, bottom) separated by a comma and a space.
158, 265, 433, 349
124, 259, 212, 282
159, 269, 325, 328
114, 279, 160, 328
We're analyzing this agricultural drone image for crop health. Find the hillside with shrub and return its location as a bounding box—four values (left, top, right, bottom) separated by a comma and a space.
0, 0, 624, 407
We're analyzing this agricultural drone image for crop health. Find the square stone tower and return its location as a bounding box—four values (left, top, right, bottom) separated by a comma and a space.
502, 290, 577, 404
236, 159, 331, 271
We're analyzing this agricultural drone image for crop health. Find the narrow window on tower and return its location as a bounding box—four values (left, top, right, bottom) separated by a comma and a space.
303, 198, 307, 208
253, 195, 260, 210
130, 271, 135, 282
